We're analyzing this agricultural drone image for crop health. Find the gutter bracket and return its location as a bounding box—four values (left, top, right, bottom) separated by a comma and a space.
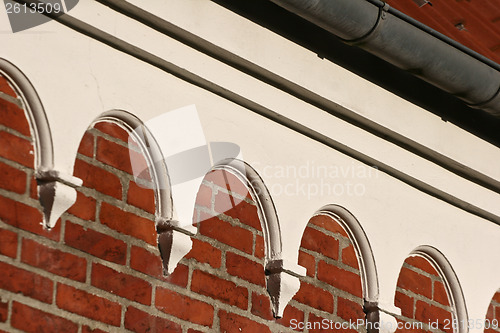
343, 2, 390, 46
265, 259, 303, 318
36, 170, 82, 229
156, 217, 194, 275
467, 83, 500, 115
381, 2, 390, 19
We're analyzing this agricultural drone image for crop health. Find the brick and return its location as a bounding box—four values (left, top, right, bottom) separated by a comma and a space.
155, 287, 214, 327
493, 291, 500, 304
11, 302, 78, 333
215, 193, 261, 231
0, 227, 18, 258
298, 250, 315, 277
0, 99, 31, 136
127, 134, 140, 149
317, 260, 362, 298
226, 252, 265, 286
310, 214, 348, 237
293, 282, 334, 313
56, 284, 122, 326
0, 76, 17, 97
96, 136, 134, 173
191, 269, 248, 310
278, 305, 305, 331
219, 310, 271, 333
82, 326, 107, 333
129, 149, 152, 181
186, 238, 221, 268
0, 300, 7, 322
78, 132, 94, 158
194, 209, 215, 226
73, 159, 122, 199
64, 221, 126, 264
301, 226, 339, 260
395, 291, 414, 318
21, 238, 87, 282
397, 267, 432, 299
165, 264, 189, 288
91, 263, 152, 305
0, 131, 34, 167
195, 184, 212, 209
93, 121, 129, 142
68, 191, 96, 221
342, 244, 359, 269
127, 181, 155, 214
406, 256, 438, 277
204, 170, 251, 199
337, 297, 364, 321
434, 281, 450, 306
486, 303, 494, 322
0, 160, 27, 194
29, 175, 37, 199
251, 292, 273, 320
414, 300, 452, 333
254, 234, 265, 259
130, 245, 163, 278
125, 306, 181, 333
199, 216, 253, 254
0, 261, 53, 303
0, 195, 60, 240
100, 202, 157, 245
305, 313, 338, 333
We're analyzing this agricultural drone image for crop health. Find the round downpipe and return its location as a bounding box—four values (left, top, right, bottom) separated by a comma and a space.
269, 0, 500, 117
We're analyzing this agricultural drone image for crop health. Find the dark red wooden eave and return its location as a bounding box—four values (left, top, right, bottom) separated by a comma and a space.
385, 0, 500, 64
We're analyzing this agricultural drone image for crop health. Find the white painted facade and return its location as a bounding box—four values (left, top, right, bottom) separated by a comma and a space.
1, 0, 499, 331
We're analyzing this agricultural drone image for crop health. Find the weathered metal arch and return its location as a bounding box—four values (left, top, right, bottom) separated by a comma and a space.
410, 245, 468, 333
315, 204, 382, 331
0, 58, 81, 229
92, 110, 194, 275
212, 158, 281, 262
316, 204, 379, 302
0, 58, 53, 172
95, 110, 173, 221
212, 159, 301, 318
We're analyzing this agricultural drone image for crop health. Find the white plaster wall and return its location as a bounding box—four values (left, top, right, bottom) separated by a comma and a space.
0, 1, 499, 331
126, 0, 500, 183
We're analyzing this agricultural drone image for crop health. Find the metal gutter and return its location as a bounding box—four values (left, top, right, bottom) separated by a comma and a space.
364, 0, 500, 73
11, 0, 500, 226
94, 0, 500, 196
270, 0, 500, 117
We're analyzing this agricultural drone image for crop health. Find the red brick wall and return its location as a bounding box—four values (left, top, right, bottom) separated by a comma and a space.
0, 72, 495, 333
0, 72, 368, 331
394, 255, 454, 333
486, 290, 500, 333
0, 72, 366, 333
289, 214, 365, 332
